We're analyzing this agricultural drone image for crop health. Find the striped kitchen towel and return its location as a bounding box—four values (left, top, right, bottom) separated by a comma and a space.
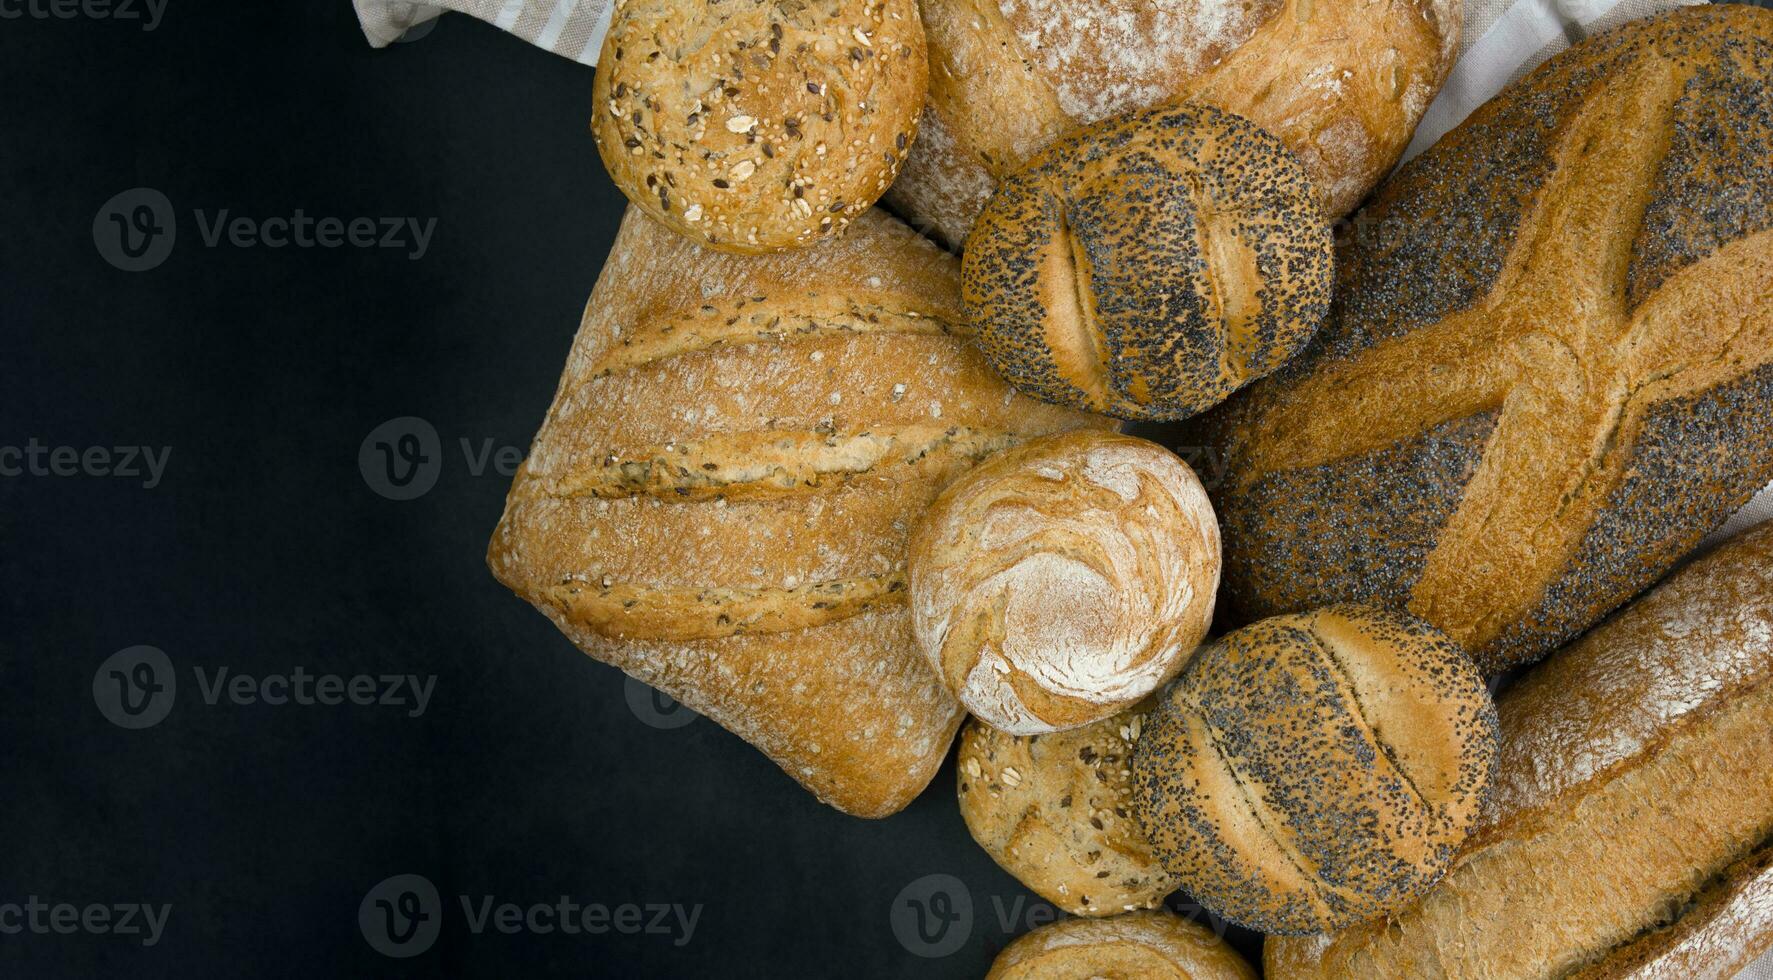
352, 0, 612, 65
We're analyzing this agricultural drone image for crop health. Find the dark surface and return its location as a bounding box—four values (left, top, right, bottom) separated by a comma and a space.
0, 3, 1253, 977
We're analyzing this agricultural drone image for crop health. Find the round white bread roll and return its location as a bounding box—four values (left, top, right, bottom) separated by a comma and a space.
985, 910, 1256, 980
909, 430, 1220, 734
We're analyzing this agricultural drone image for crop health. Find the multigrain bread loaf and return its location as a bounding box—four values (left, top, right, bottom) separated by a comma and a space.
962, 104, 1331, 421
985, 910, 1256, 980
886, 0, 1460, 249
1265, 522, 1773, 979
909, 431, 1219, 734
1195, 7, 1773, 673
1130, 606, 1498, 934
956, 704, 1180, 917
486, 206, 1106, 818
592, 0, 926, 253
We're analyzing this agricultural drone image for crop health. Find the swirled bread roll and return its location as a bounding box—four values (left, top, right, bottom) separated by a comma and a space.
1131, 605, 1499, 934
908, 431, 1219, 734
593, 0, 927, 254
985, 910, 1256, 980
962, 103, 1332, 421
956, 704, 1180, 917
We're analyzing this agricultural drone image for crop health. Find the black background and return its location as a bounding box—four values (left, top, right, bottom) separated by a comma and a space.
0, 1, 1253, 976
5, 2, 1757, 977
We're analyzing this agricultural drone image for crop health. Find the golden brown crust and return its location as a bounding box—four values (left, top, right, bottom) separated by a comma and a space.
956, 705, 1180, 917
593, 0, 926, 254
886, 0, 1459, 248
487, 205, 1107, 817
1199, 7, 1773, 672
1131, 605, 1497, 934
1265, 523, 1773, 978
961, 103, 1331, 422
985, 910, 1257, 980
909, 431, 1219, 733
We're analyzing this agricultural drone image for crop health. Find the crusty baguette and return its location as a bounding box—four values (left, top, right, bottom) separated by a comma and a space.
885, 0, 1459, 248
487, 206, 1105, 818
1197, 7, 1773, 672
1265, 522, 1773, 978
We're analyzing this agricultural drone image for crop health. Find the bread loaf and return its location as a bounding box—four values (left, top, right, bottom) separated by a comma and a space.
592, 0, 926, 253
1266, 522, 1773, 979
886, 0, 1460, 249
909, 431, 1219, 734
1196, 7, 1773, 673
486, 205, 1106, 818
962, 104, 1331, 421
985, 910, 1256, 980
956, 704, 1180, 917
1131, 605, 1498, 934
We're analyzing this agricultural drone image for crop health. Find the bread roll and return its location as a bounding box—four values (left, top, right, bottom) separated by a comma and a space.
1266, 522, 1773, 978
487, 206, 1106, 818
1195, 7, 1773, 673
986, 910, 1256, 980
956, 704, 1180, 917
1130, 605, 1498, 934
961, 104, 1331, 421
909, 431, 1219, 734
886, 0, 1460, 248
592, 0, 926, 254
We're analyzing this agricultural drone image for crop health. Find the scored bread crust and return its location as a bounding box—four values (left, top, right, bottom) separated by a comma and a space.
592, 0, 927, 254
955, 704, 1181, 917
960, 102, 1331, 421
487, 205, 1106, 818
909, 431, 1220, 733
1130, 606, 1498, 935
1265, 522, 1773, 979
985, 910, 1257, 980
1198, 7, 1773, 673
885, 0, 1460, 249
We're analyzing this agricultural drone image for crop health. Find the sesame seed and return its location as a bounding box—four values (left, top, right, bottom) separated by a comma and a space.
725, 115, 755, 133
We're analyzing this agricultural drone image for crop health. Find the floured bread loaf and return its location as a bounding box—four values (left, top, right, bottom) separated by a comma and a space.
1197, 7, 1773, 673
956, 703, 1180, 917
593, 0, 927, 253
909, 431, 1219, 734
487, 205, 1106, 818
1131, 605, 1498, 934
886, 0, 1460, 248
1266, 523, 1773, 978
986, 910, 1257, 980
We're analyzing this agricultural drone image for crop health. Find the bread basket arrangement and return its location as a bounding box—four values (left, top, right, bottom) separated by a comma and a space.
487, 2, 1773, 975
